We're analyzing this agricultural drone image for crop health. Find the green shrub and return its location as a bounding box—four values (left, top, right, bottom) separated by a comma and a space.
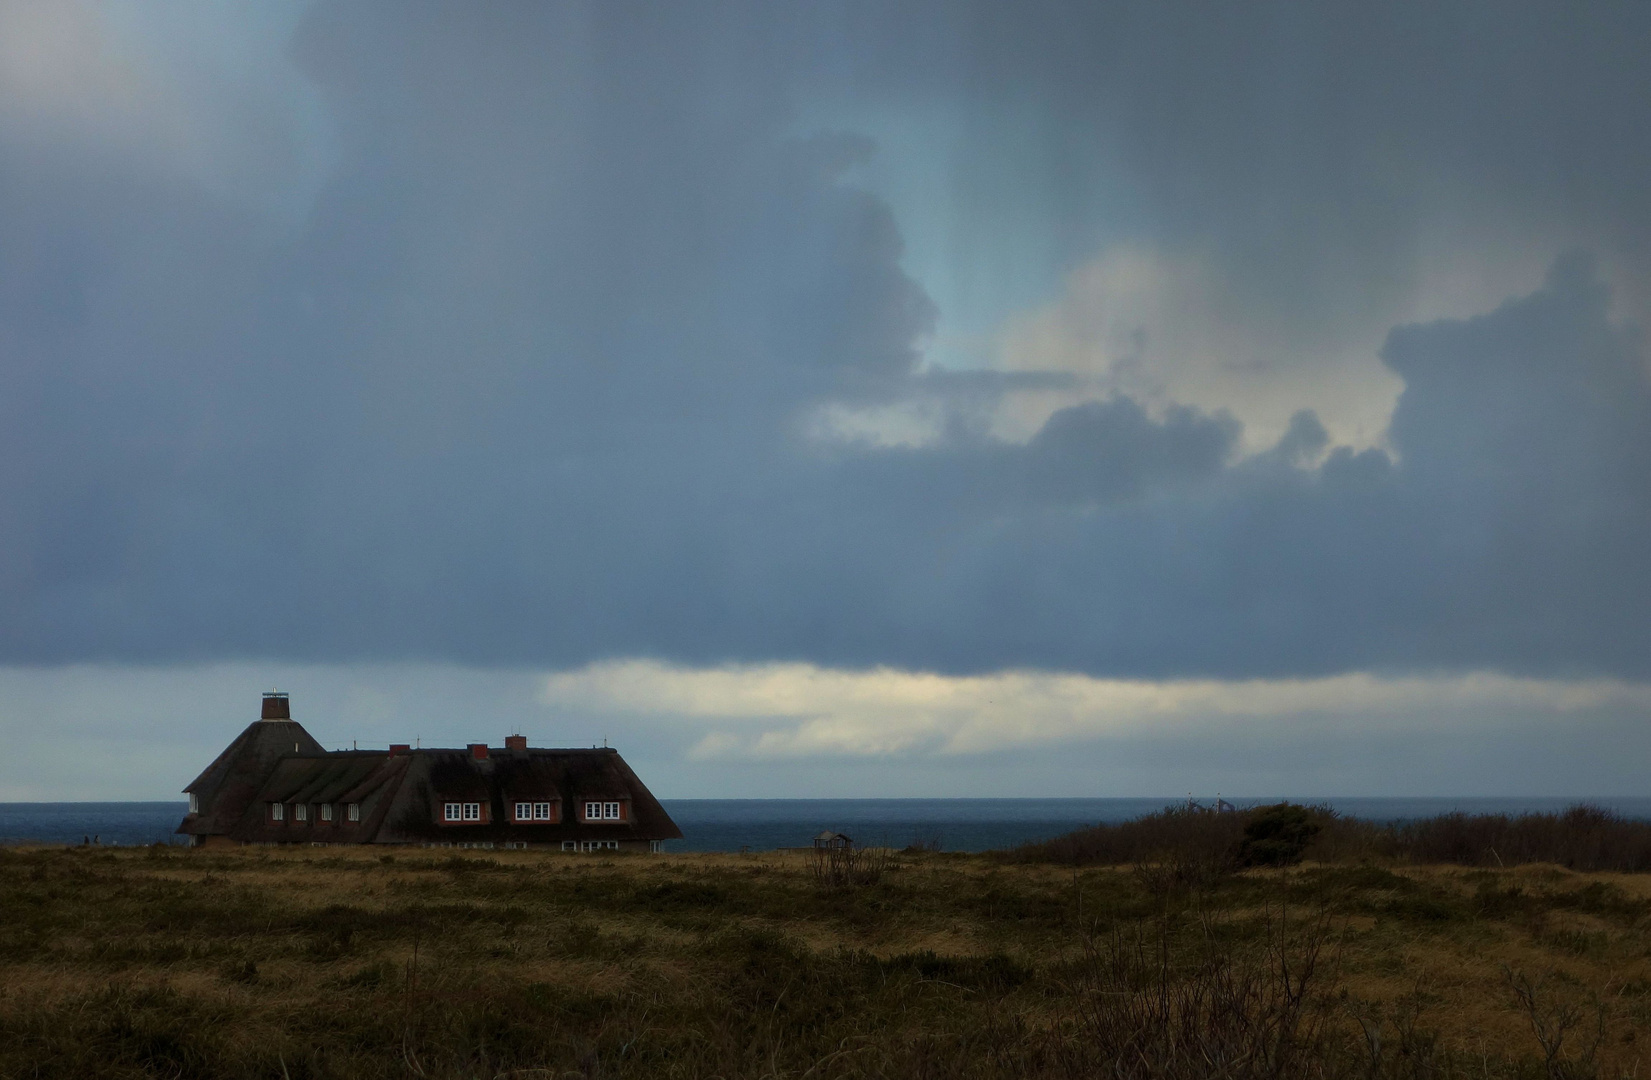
1237, 803, 1322, 867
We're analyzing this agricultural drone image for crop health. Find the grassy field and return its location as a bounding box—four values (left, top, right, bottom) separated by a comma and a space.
4, 834, 1651, 1079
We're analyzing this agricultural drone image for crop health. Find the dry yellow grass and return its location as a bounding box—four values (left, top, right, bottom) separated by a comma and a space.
3, 844, 1650, 1078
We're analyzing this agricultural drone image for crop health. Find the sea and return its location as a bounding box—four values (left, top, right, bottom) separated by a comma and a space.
5, 796, 1651, 853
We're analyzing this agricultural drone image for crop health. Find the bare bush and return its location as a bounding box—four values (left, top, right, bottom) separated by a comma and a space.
810, 842, 891, 890
1506, 968, 1607, 1080
1013, 805, 1246, 868
1064, 905, 1346, 1080
1396, 806, 1651, 872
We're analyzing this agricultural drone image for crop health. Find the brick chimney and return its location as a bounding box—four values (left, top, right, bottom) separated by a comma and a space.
469, 743, 489, 760
504, 735, 527, 752
261, 692, 291, 721
389, 744, 410, 756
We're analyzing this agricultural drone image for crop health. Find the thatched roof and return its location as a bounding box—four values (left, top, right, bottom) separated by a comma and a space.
178, 717, 326, 838
178, 705, 680, 846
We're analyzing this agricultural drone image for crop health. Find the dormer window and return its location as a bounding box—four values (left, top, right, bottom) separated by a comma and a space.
294, 803, 309, 822
188, 792, 199, 814
443, 802, 481, 823
270, 802, 285, 822
320, 803, 334, 822
584, 801, 622, 822
347, 803, 360, 822
514, 801, 555, 822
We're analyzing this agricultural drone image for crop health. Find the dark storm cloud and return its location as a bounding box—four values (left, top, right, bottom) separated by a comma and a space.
886, 259, 1649, 679
841, 1, 1651, 327
1, 1, 1649, 679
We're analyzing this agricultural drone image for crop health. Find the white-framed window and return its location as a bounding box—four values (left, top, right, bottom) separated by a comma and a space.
580, 840, 618, 852
444, 802, 461, 822
188, 792, 199, 814
270, 802, 285, 822
347, 802, 360, 822
649, 840, 663, 854
584, 801, 621, 822
463, 802, 480, 821
515, 801, 553, 822
561, 840, 577, 851
320, 803, 334, 822
295, 803, 309, 822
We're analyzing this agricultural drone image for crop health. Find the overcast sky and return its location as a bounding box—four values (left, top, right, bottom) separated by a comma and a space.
3, 1, 1651, 800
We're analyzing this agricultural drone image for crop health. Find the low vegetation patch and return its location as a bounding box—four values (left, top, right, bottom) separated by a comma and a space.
3, 811, 1651, 1078
1013, 802, 1651, 874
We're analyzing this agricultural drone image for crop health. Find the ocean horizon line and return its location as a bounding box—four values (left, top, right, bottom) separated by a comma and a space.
7, 794, 1651, 803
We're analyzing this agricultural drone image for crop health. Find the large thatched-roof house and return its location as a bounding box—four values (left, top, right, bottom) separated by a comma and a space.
176, 693, 681, 852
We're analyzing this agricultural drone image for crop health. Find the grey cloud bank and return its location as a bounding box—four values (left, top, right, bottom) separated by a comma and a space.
1, 2, 1649, 685
4, 662, 1651, 800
